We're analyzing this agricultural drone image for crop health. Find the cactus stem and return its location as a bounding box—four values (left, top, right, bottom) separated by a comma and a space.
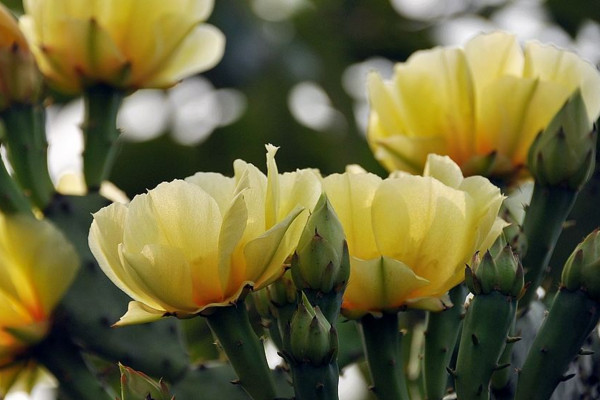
1, 104, 54, 209
81, 84, 125, 190
518, 184, 578, 311
205, 303, 278, 400
360, 312, 409, 400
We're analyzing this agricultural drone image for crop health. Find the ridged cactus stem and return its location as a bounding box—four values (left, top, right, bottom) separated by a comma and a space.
205, 303, 278, 400
276, 302, 297, 353
0, 157, 31, 214
515, 288, 600, 400
423, 284, 467, 400
1, 104, 54, 209
360, 312, 409, 400
490, 314, 517, 392
34, 324, 114, 400
455, 292, 517, 400
518, 184, 576, 311
291, 362, 339, 400
82, 85, 124, 190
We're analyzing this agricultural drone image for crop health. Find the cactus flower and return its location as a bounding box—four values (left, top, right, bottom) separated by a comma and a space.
0, 3, 42, 110
0, 214, 79, 394
89, 145, 322, 326
368, 31, 600, 180
19, 0, 225, 94
323, 154, 505, 318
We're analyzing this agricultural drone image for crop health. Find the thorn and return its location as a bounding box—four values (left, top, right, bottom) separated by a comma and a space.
540, 347, 548, 354
559, 373, 576, 382
476, 384, 483, 396
230, 379, 241, 385
494, 363, 511, 371
368, 385, 376, 392
315, 382, 325, 391
579, 349, 594, 356
471, 334, 480, 346
446, 367, 457, 378
506, 336, 522, 344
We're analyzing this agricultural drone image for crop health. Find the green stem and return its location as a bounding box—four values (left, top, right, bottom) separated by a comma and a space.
1, 104, 54, 209
423, 284, 467, 400
360, 312, 409, 400
518, 184, 577, 311
205, 304, 277, 400
515, 288, 600, 400
291, 362, 339, 400
81, 85, 124, 190
34, 323, 114, 400
0, 156, 32, 214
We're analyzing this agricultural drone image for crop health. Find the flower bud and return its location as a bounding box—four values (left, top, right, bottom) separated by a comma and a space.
466, 234, 524, 297
291, 193, 349, 294
561, 229, 600, 301
0, 4, 42, 110
289, 294, 337, 366
119, 363, 173, 400
265, 269, 297, 308
527, 90, 596, 190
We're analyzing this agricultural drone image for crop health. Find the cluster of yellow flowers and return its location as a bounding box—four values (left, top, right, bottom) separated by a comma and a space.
0, 0, 599, 396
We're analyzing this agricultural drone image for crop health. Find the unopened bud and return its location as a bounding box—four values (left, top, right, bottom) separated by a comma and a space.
292, 193, 349, 294
467, 234, 524, 297
289, 293, 337, 366
119, 363, 174, 400
527, 90, 596, 190
562, 229, 600, 300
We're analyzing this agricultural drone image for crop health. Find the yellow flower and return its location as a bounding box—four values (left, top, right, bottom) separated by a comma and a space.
0, 214, 79, 393
368, 31, 600, 179
323, 154, 505, 318
0, 3, 42, 109
89, 145, 322, 326
19, 0, 225, 94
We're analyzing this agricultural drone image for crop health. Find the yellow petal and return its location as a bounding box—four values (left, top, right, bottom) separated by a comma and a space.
476, 76, 570, 166
0, 216, 79, 317
218, 191, 248, 296
367, 71, 406, 140
423, 154, 464, 188
233, 159, 267, 238
90, 203, 162, 311
393, 47, 475, 163
141, 24, 225, 88
122, 244, 197, 313
524, 41, 600, 121
265, 144, 280, 230
342, 256, 429, 316
464, 31, 524, 96
369, 131, 446, 174
244, 206, 304, 290
185, 172, 236, 216
123, 180, 221, 264
371, 175, 472, 295
113, 301, 165, 327
323, 172, 381, 260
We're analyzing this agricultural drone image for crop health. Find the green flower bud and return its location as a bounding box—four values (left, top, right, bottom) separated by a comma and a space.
265, 269, 297, 308
466, 234, 524, 297
289, 293, 337, 366
119, 363, 173, 400
561, 229, 600, 300
527, 90, 597, 190
292, 193, 350, 294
